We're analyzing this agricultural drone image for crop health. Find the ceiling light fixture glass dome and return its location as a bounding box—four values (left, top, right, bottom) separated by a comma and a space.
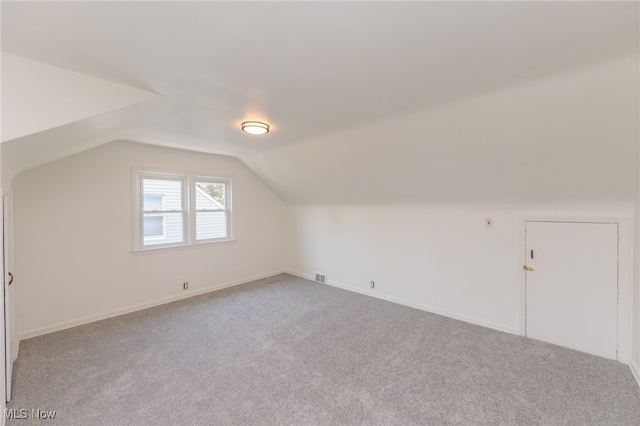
241, 121, 270, 135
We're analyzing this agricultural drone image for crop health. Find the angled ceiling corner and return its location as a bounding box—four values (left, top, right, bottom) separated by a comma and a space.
1, 52, 161, 142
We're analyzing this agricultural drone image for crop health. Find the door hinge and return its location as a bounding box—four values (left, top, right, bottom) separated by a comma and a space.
523, 266, 535, 272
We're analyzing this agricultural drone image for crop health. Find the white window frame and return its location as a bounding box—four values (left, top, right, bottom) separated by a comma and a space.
137, 172, 188, 250
133, 170, 232, 252
191, 177, 232, 244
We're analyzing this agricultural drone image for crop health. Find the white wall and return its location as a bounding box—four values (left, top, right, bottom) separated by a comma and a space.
253, 55, 638, 205
631, 71, 640, 381
1, 53, 159, 142
12, 141, 287, 338
633, 168, 640, 382
287, 204, 634, 358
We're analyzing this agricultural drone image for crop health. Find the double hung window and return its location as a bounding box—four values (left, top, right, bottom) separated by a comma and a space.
135, 171, 231, 250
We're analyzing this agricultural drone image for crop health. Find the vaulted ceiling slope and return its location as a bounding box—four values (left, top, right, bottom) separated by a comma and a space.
1, 53, 160, 143
1, 1, 638, 203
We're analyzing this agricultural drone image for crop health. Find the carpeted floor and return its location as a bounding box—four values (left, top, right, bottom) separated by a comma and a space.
7, 273, 640, 425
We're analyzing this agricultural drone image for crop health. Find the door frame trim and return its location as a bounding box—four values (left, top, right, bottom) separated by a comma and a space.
2, 194, 12, 402
519, 216, 631, 363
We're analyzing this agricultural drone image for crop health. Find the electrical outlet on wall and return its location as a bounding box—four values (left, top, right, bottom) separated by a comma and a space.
183, 282, 189, 290
315, 273, 326, 284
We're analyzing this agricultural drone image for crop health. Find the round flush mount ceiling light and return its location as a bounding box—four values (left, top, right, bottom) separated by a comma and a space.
241, 121, 270, 135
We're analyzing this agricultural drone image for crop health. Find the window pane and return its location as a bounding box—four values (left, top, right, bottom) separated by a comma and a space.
195, 182, 225, 209
143, 215, 164, 237
196, 212, 227, 240
143, 213, 184, 246
143, 195, 163, 211
143, 179, 182, 211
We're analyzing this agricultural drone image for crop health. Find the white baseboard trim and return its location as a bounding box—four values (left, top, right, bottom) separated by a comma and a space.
18, 270, 286, 340
630, 358, 640, 389
285, 269, 519, 335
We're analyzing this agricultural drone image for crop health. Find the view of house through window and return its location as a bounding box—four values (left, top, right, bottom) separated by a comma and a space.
137, 172, 231, 249
142, 179, 184, 246
195, 182, 227, 241
142, 194, 165, 239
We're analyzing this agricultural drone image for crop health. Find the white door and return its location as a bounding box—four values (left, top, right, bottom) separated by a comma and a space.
3, 196, 12, 401
525, 221, 618, 360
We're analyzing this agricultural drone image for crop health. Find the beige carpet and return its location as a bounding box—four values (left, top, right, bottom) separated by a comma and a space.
7, 273, 640, 425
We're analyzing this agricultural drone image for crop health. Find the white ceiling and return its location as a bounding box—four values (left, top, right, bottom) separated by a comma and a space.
2, 1, 638, 203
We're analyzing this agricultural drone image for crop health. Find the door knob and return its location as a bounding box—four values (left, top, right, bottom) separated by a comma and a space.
7, 272, 13, 285
523, 266, 535, 272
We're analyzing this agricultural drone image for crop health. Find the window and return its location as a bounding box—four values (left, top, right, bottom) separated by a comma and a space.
135, 171, 231, 250
143, 216, 164, 237
195, 180, 228, 241
143, 195, 165, 239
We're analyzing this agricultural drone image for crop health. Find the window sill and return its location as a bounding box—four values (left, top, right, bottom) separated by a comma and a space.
132, 239, 237, 256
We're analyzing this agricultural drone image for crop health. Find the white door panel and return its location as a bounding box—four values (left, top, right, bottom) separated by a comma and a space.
525, 221, 618, 360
